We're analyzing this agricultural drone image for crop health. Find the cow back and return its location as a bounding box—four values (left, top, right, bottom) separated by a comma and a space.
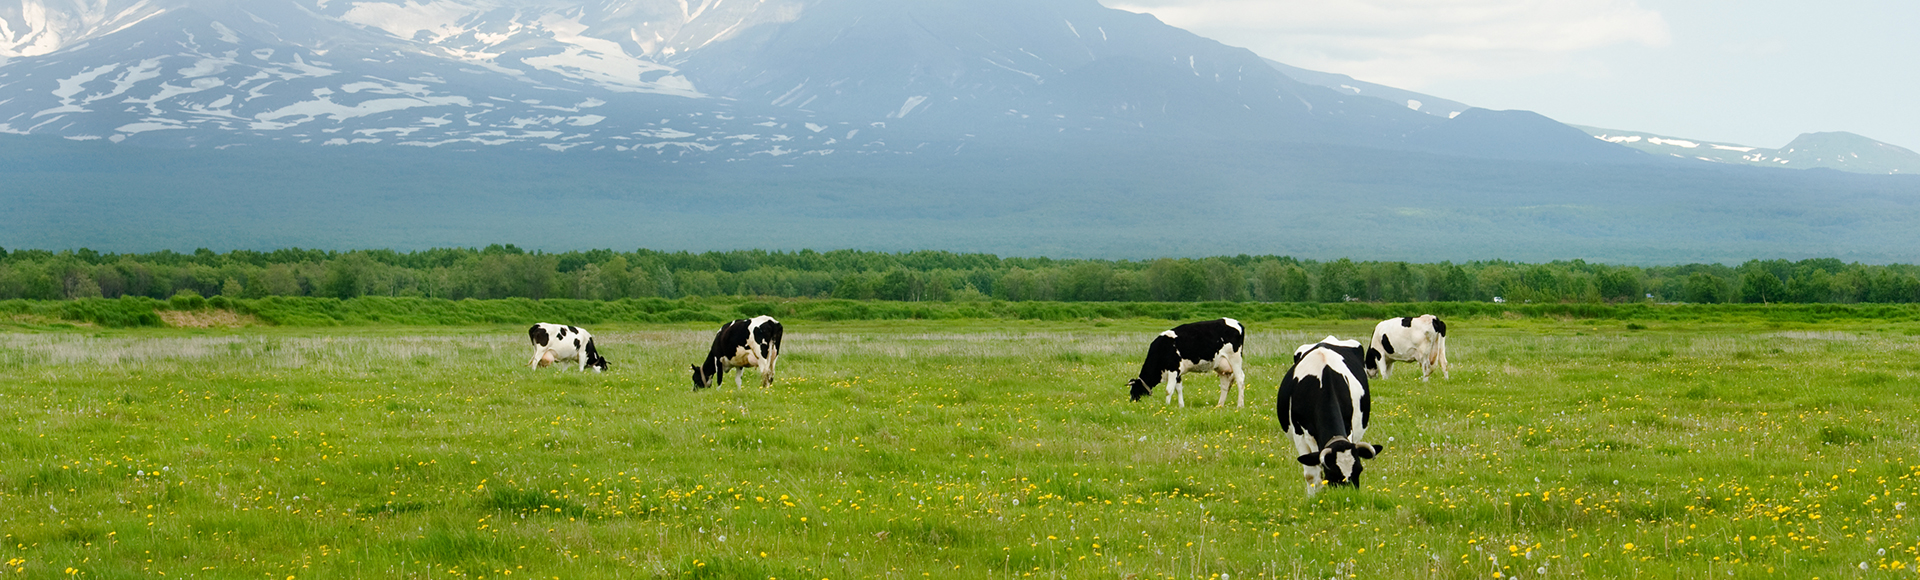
748, 317, 784, 356
1277, 347, 1370, 444
708, 319, 750, 357
1168, 318, 1245, 360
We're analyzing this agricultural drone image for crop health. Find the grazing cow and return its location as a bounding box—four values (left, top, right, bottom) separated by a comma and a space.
691, 315, 783, 389
1126, 318, 1247, 408
1278, 336, 1382, 495
527, 323, 609, 372
1365, 315, 1450, 381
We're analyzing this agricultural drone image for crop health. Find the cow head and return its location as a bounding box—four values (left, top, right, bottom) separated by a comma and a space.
1364, 347, 1382, 378
690, 357, 725, 390
1297, 438, 1384, 488
1127, 377, 1153, 401
584, 340, 609, 372
689, 364, 709, 389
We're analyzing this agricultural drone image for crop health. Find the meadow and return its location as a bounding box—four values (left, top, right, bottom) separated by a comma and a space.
2, 310, 1918, 579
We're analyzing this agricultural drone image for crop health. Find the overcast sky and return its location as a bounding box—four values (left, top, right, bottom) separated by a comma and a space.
1102, 0, 1919, 151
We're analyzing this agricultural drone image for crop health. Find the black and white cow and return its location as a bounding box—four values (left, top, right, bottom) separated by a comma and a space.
1278, 336, 1382, 495
527, 323, 609, 372
1366, 315, 1450, 381
691, 315, 783, 389
1126, 318, 1247, 408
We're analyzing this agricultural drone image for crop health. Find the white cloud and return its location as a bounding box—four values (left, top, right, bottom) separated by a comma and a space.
1102, 0, 1670, 88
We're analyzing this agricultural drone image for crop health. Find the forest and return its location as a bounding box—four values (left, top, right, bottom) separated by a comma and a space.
2, 246, 1918, 305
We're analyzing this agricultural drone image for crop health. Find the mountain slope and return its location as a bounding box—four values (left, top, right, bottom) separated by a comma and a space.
1407, 109, 1649, 163
674, 0, 1441, 146
1267, 59, 1471, 120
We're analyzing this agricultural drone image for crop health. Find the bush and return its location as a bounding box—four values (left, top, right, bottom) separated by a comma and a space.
58, 297, 164, 328
168, 289, 206, 311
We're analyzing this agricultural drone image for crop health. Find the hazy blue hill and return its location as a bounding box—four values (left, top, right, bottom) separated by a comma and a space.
7, 133, 1919, 263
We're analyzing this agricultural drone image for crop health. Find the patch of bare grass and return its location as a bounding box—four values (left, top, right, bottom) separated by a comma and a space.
160, 310, 262, 328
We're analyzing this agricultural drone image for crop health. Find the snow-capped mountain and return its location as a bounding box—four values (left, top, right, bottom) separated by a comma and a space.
1580, 127, 1918, 175
0, 0, 846, 154
4, 0, 1908, 173
0, 0, 1523, 157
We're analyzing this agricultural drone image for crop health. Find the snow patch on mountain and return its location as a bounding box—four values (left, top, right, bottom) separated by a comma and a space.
889, 96, 927, 119
338, 0, 479, 43
252, 94, 472, 130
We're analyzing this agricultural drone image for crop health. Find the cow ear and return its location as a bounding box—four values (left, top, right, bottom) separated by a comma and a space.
1296, 453, 1321, 466
1355, 443, 1383, 459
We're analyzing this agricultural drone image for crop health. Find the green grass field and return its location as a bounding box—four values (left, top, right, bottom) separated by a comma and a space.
3, 314, 1918, 579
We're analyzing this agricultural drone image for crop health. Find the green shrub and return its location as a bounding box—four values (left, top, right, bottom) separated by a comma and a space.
168, 289, 206, 311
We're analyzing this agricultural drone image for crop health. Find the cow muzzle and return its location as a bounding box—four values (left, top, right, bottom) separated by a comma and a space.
1128, 379, 1151, 401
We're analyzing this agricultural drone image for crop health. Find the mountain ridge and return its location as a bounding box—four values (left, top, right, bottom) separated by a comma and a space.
1580, 126, 1918, 175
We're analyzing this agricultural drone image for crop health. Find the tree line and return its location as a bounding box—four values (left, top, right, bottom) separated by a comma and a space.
1, 246, 1917, 305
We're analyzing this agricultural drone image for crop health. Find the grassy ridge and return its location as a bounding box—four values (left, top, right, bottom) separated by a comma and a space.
1, 320, 1916, 578
9, 296, 1920, 329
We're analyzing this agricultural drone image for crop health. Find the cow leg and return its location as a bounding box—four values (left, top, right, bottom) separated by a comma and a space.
754, 345, 777, 387
1227, 351, 1246, 408
1291, 431, 1324, 495
1216, 372, 1232, 408
1438, 336, 1450, 379
756, 349, 771, 386
1163, 371, 1184, 407
528, 349, 545, 369
1234, 366, 1246, 408
1381, 359, 1393, 380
